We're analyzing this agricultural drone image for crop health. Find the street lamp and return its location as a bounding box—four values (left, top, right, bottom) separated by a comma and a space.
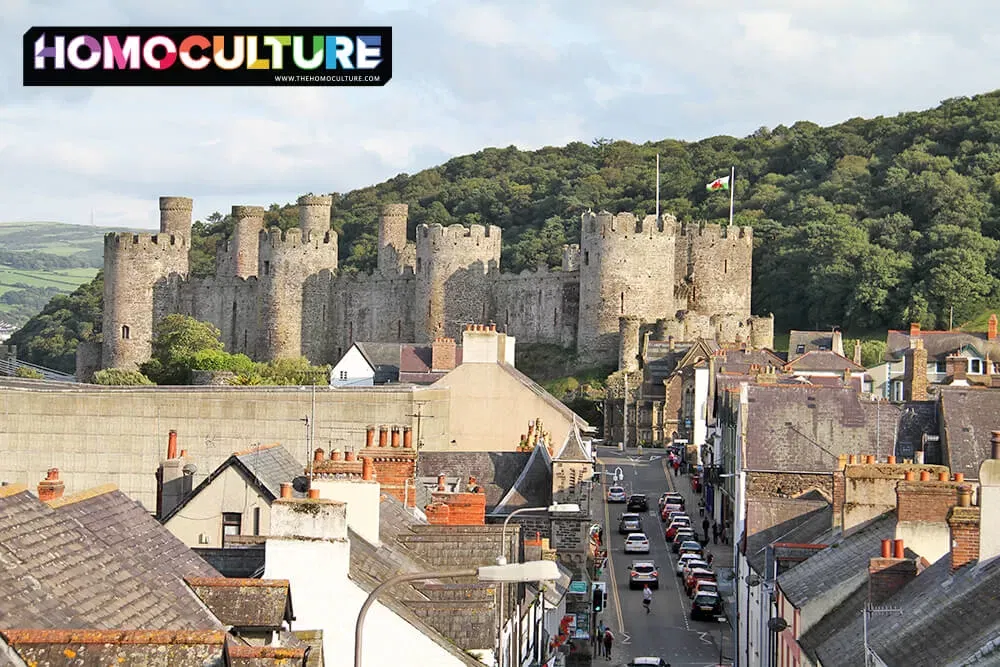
354, 560, 561, 667
495, 503, 579, 667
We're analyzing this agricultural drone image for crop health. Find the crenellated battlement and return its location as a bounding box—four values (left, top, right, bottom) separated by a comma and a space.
260, 227, 336, 248
417, 223, 501, 243
297, 194, 333, 208
381, 203, 409, 217
583, 211, 679, 236
105, 232, 188, 252
678, 223, 753, 241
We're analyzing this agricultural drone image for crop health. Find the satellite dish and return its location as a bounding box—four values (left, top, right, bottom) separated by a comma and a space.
292, 476, 310, 493
182, 463, 197, 475
767, 617, 789, 633
745, 573, 762, 587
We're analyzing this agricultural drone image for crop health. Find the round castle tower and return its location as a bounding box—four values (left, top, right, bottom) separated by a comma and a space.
674, 223, 753, 318
230, 205, 265, 278
377, 203, 409, 275
577, 211, 678, 365
414, 223, 501, 342
102, 196, 191, 370
258, 195, 338, 360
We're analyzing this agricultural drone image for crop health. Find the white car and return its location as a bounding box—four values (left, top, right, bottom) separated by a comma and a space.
676, 552, 705, 575
607, 485, 627, 503
623, 533, 651, 553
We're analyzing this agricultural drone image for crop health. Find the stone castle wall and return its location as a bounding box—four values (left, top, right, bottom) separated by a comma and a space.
98, 198, 759, 372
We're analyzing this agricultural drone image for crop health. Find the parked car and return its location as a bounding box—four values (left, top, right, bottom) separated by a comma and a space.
685, 568, 718, 597
627, 560, 659, 589
661, 492, 684, 509
692, 579, 719, 597
624, 533, 651, 554
691, 591, 724, 620
680, 558, 709, 579
623, 658, 671, 667
676, 552, 704, 576
665, 517, 692, 540
627, 494, 649, 512
678, 541, 703, 558
672, 529, 696, 552
662, 507, 685, 523
619, 513, 642, 534
607, 485, 627, 503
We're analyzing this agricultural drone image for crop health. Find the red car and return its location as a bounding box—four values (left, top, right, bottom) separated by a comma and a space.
660, 503, 683, 521
665, 518, 692, 540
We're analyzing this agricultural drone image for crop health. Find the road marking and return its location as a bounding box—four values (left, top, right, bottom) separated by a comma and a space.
657, 456, 692, 631
600, 458, 627, 635
697, 632, 713, 645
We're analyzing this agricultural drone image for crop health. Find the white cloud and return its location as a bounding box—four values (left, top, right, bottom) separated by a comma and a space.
2, 0, 1000, 227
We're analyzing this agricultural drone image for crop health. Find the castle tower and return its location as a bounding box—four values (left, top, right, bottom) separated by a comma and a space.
158, 196, 193, 237
258, 199, 339, 361
576, 211, 678, 365
377, 203, 409, 275
414, 223, 501, 342
675, 223, 753, 318
297, 194, 333, 241
230, 205, 265, 278
102, 199, 191, 370
619, 316, 642, 372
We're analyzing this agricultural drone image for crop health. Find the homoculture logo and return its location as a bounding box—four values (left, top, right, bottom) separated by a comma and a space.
23, 27, 392, 86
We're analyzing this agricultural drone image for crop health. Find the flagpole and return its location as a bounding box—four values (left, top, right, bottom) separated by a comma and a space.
728, 165, 735, 226
656, 154, 661, 220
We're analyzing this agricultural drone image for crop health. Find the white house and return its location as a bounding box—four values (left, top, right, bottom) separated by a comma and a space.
329, 339, 465, 387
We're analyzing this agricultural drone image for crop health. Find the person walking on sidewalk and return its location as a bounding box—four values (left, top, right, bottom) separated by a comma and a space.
602, 627, 614, 661
698, 498, 705, 517
702, 516, 710, 543
712, 520, 720, 545
594, 620, 605, 654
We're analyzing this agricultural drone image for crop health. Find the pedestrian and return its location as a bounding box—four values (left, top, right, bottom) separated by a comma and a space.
698, 499, 705, 517
707, 552, 714, 567
712, 521, 719, 545
724, 520, 731, 545
702, 516, 710, 540
642, 584, 653, 614
595, 620, 605, 654
603, 627, 614, 661
674, 460, 681, 476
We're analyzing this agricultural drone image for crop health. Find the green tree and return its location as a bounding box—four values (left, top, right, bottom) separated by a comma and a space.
93, 368, 154, 385
140, 314, 225, 384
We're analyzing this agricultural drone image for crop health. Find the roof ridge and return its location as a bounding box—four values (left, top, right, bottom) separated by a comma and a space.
185, 577, 289, 588
0, 629, 228, 645
45, 483, 118, 508
233, 442, 282, 457
0, 483, 27, 498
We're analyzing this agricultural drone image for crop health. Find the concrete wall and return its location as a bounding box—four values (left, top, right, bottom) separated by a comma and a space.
0, 381, 449, 511
163, 465, 271, 548
429, 363, 577, 452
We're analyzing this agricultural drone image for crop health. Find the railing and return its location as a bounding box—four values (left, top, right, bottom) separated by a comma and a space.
0, 357, 76, 383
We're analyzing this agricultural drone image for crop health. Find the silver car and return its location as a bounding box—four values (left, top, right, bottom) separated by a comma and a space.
619, 513, 642, 534
627, 560, 659, 589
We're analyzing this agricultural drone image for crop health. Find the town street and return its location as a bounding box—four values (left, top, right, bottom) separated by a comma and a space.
594, 446, 733, 666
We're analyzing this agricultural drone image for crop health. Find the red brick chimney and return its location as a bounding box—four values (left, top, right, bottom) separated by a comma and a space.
910, 322, 920, 337
896, 475, 962, 523
429, 482, 487, 525
946, 356, 968, 384
868, 539, 917, 605
432, 336, 457, 372
167, 430, 178, 460
37, 468, 64, 502
989, 314, 998, 342
948, 484, 980, 571
360, 427, 416, 506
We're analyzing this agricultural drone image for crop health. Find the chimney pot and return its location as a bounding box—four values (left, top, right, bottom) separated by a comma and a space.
167, 430, 178, 460
331, 449, 343, 462
988, 313, 998, 341
280, 482, 292, 499
313, 448, 325, 462
308, 488, 320, 499
391, 427, 401, 448
938, 471, 949, 482
403, 426, 413, 448
904, 470, 915, 481
910, 322, 920, 336
915, 451, 925, 464
992, 431, 1000, 461
849, 455, 857, 464
362, 456, 374, 481
865, 455, 875, 464
887, 455, 897, 464
46, 468, 59, 481
366, 426, 375, 449
437, 474, 446, 491
179, 449, 187, 458
954, 472, 965, 483
893, 539, 905, 559
881, 539, 892, 558
37, 468, 65, 502
379, 426, 388, 447
345, 451, 357, 462
838, 454, 848, 469
957, 484, 973, 507
920, 470, 931, 482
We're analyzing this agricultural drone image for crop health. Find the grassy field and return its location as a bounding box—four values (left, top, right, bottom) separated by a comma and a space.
0, 267, 99, 295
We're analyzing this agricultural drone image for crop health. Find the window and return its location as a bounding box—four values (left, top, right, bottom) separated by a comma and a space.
935, 360, 947, 374
253, 507, 261, 536
795, 344, 805, 355
584, 251, 589, 265
416, 257, 422, 272
121, 325, 130, 340
222, 513, 241, 541
723, 259, 728, 274
970, 358, 984, 374
620, 292, 625, 314
339, 370, 348, 380
263, 260, 270, 275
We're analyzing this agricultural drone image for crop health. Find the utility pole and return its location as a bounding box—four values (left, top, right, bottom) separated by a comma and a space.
623, 372, 629, 451
405, 401, 434, 451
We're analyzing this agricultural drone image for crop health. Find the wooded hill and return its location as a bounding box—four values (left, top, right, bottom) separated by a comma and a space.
11, 90, 1000, 373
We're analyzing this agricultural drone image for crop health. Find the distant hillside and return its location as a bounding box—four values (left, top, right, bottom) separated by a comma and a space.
10, 90, 1000, 373
0, 221, 132, 328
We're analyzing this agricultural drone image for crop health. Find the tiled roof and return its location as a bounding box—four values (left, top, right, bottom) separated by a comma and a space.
784, 350, 865, 372
939, 387, 1000, 480
777, 512, 896, 609
492, 445, 553, 514
815, 554, 1000, 667
0, 630, 227, 667
185, 578, 292, 629
886, 328, 1000, 362
416, 451, 535, 510
225, 636, 308, 666
0, 486, 222, 631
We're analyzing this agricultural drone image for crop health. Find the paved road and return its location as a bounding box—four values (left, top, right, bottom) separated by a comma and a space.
594, 446, 731, 667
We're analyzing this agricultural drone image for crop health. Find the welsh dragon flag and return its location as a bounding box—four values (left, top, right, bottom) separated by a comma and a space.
706, 175, 730, 192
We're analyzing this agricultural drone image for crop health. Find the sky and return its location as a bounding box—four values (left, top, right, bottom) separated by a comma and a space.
2, 0, 1000, 229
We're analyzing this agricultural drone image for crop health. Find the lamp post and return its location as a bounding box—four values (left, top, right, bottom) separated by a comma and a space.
495, 503, 579, 667
354, 561, 561, 667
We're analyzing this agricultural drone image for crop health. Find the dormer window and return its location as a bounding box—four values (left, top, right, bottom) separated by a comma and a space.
970, 358, 984, 374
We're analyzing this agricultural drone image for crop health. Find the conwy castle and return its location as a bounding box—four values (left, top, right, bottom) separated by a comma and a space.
80, 195, 774, 377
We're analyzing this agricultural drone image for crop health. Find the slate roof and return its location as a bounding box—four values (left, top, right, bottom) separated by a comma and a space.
355, 342, 404, 384
186, 578, 293, 629
788, 331, 836, 357
744, 497, 833, 574
0, 484, 222, 632
492, 444, 553, 514
717, 347, 786, 375
417, 451, 537, 510
498, 362, 590, 430
743, 385, 938, 472
815, 554, 1000, 667
353, 342, 464, 385
939, 386, 1000, 480
784, 350, 865, 372
777, 512, 896, 609
886, 328, 1000, 362
0, 630, 227, 667
555, 424, 592, 463
161, 443, 305, 524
